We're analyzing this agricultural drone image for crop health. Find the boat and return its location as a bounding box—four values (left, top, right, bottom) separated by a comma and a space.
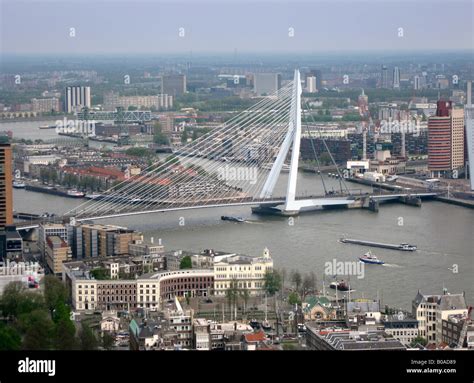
13, 181, 26, 188
67, 189, 85, 198
340, 238, 417, 252
329, 280, 353, 292
359, 251, 385, 265
38, 125, 56, 129
85, 193, 104, 200
261, 320, 272, 331
221, 215, 245, 223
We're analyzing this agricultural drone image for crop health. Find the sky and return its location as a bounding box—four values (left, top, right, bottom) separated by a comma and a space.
1, 0, 473, 54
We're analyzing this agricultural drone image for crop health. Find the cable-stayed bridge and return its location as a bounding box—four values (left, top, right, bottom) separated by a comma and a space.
16, 70, 437, 230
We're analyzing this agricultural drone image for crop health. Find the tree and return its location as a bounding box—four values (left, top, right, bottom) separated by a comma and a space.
52, 301, 77, 350
179, 256, 192, 269
0, 282, 44, 319
410, 336, 428, 347
44, 276, 68, 316
79, 322, 99, 350
291, 270, 302, 292
288, 291, 301, 306
102, 332, 115, 350
0, 322, 21, 350
264, 270, 282, 296
19, 309, 54, 350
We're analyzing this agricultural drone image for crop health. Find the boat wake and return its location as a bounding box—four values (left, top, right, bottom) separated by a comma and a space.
381, 263, 403, 268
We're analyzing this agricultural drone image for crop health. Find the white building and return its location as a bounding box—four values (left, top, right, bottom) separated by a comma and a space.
213, 247, 273, 297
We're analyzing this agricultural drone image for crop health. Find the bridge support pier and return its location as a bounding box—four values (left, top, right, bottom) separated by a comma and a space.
398, 195, 422, 207
366, 198, 379, 212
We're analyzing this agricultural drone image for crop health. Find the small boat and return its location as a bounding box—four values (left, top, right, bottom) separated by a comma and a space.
67, 189, 85, 198
261, 320, 272, 331
13, 181, 26, 188
85, 193, 104, 200
249, 320, 260, 329
329, 280, 353, 292
38, 125, 56, 129
359, 251, 385, 265
399, 243, 417, 251
221, 215, 245, 223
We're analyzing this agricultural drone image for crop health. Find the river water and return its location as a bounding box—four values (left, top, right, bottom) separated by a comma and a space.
6, 120, 474, 310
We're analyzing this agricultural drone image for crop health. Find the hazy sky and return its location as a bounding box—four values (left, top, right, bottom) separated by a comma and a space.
1, 0, 473, 54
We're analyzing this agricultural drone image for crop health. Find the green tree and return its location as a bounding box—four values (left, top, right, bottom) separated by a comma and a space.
52, 301, 77, 350
288, 291, 301, 305
179, 256, 192, 269
79, 322, 99, 350
0, 322, 21, 350
264, 270, 282, 296
410, 336, 428, 347
19, 309, 54, 350
0, 282, 44, 319
44, 276, 68, 316
102, 332, 115, 350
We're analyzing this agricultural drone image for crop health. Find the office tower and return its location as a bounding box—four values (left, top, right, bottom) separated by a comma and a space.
253, 73, 282, 96
467, 80, 472, 106
428, 100, 465, 177
38, 223, 69, 257
413, 75, 421, 90
306, 76, 317, 93
308, 69, 322, 90
393, 67, 400, 89
45, 236, 71, 275
465, 106, 474, 190
0, 137, 13, 229
381, 65, 389, 88
161, 74, 186, 97
64, 86, 91, 113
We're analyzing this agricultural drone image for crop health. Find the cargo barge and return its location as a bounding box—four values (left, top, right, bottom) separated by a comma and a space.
340, 238, 417, 251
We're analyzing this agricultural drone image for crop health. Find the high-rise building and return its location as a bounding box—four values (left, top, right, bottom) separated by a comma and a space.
45, 236, 71, 275
428, 100, 465, 177
381, 65, 389, 89
393, 67, 400, 89
413, 75, 421, 90
64, 86, 91, 113
306, 76, 317, 93
465, 105, 474, 191
253, 73, 282, 96
0, 138, 13, 229
161, 74, 186, 97
308, 69, 322, 90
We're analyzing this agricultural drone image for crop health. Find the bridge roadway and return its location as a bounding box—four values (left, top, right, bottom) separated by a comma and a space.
13, 189, 439, 231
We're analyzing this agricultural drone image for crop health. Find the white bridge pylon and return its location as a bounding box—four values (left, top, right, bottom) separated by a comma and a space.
260, 69, 354, 213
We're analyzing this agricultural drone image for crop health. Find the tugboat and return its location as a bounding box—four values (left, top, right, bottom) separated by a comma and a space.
359, 251, 385, 265
329, 280, 353, 292
221, 215, 245, 223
